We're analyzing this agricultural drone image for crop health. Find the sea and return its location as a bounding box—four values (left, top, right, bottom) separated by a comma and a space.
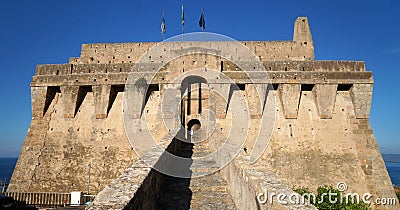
0, 158, 17, 184
0, 157, 399, 186
386, 162, 400, 186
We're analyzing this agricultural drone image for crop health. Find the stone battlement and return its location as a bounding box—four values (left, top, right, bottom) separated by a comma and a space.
70, 40, 313, 64
35, 60, 367, 76
70, 17, 313, 64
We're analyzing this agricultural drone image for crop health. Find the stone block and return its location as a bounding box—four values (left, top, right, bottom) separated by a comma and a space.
60, 86, 79, 118
245, 84, 267, 119
350, 84, 373, 119
209, 84, 230, 119
93, 85, 111, 119
313, 84, 337, 119
31, 87, 48, 118
279, 84, 301, 119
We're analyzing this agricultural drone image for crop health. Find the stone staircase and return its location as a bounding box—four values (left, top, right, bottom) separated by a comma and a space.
158, 141, 237, 210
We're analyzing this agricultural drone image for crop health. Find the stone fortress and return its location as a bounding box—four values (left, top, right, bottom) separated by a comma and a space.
7, 17, 399, 209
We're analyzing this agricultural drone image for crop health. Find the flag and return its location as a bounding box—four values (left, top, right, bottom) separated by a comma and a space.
199, 8, 205, 30
161, 12, 166, 35
181, 5, 185, 26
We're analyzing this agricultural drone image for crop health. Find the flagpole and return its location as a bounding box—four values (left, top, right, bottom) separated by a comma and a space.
202, 8, 204, 41
201, 24, 203, 41
202, 27, 204, 41
181, 4, 184, 42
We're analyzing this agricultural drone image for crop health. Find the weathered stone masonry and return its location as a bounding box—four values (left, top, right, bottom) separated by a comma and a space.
8, 17, 398, 209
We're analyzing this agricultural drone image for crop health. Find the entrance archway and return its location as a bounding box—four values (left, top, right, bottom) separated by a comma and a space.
181, 76, 208, 117
187, 119, 201, 131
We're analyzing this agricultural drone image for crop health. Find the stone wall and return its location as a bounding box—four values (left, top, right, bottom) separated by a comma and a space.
87, 133, 179, 210
221, 154, 317, 210
8, 89, 138, 194
255, 89, 396, 209
207, 86, 397, 209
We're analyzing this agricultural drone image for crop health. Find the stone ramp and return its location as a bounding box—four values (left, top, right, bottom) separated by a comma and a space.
158, 142, 237, 210
188, 174, 236, 209
87, 135, 319, 209
87, 135, 237, 210
87, 134, 318, 209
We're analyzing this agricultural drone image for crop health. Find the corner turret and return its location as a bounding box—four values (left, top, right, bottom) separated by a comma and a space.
291, 17, 314, 60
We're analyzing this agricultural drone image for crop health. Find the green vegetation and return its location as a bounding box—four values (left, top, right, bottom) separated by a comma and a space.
292, 186, 371, 210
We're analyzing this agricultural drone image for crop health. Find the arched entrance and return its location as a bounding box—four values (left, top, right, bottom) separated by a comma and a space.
181, 76, 208, 116
180, 75, 209, 142
187, 119, 201, 131
180, 76, 208, 127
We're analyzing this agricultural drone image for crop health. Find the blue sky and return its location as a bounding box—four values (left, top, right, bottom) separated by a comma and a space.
0, 0, 399, 157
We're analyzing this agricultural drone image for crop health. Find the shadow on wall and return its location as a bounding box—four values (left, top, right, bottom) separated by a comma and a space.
0, 195, 38, 210
124, 131, 194, 210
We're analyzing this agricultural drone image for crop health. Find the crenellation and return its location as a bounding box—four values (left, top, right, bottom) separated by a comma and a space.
36, 64, 72, 76
35, 60, 367, 79
76, 38, 314, 64
79, 42, 157, 65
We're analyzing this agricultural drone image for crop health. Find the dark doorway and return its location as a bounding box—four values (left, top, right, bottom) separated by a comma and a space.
187, 119, 201, 131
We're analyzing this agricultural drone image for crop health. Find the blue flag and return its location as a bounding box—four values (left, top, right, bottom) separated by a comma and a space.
181, 5, 185, 26
199, 9, 205, 30
161, 12, 166, 34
